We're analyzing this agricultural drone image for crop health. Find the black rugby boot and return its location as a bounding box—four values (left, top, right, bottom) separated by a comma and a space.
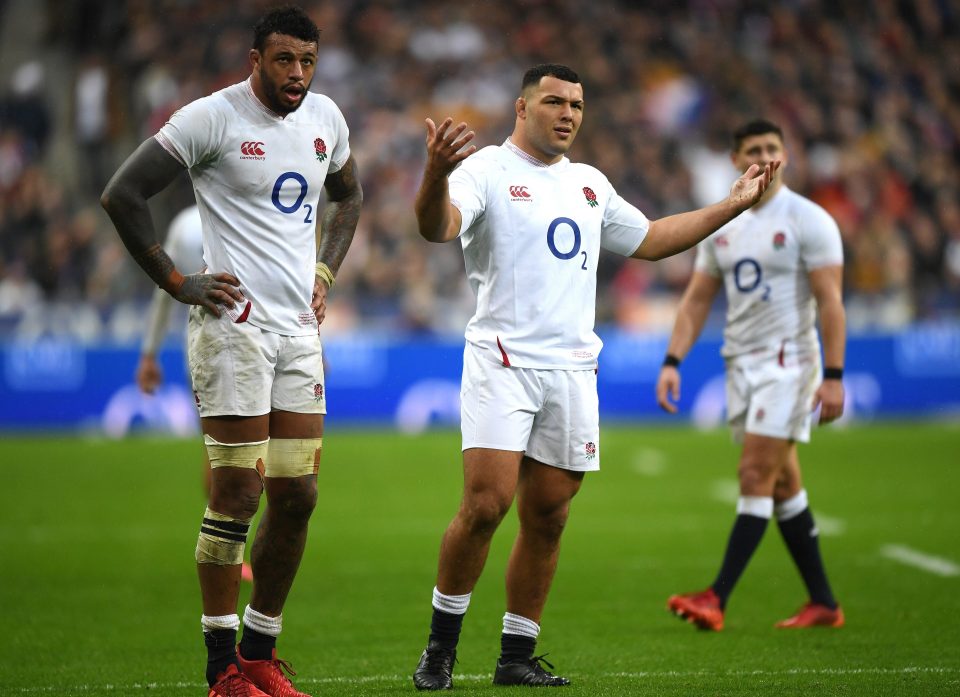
413, 641, 457, 691
493, 654, 570, 687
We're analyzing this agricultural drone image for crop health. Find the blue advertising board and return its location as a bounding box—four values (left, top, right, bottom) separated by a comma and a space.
1, 323, 959, 435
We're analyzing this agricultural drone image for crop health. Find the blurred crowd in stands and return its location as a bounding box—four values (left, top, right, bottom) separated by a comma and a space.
0, 0, 958, 342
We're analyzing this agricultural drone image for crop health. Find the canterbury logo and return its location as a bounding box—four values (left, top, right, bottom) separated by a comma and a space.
509, 185, 531, 198
240, 141, 265, 156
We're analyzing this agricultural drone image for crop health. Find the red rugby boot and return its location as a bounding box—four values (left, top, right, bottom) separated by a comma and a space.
667, 588, 725, 631
208, 664, 270, 697
237, 648, 312, 697
776, 602, 845, 628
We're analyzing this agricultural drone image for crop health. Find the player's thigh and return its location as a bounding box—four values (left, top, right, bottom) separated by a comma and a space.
460, 344, 538, 452
271, 333, 326, 415
526, 368, 600, 472
517, 457, 585, 515
462, 447, 525, 513
188, 306, 277, 417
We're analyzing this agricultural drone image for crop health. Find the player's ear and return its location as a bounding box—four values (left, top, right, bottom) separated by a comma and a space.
516, 97, 526, 119
249, 48, 262, 71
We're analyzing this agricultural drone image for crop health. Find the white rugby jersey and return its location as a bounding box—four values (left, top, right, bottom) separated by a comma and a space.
155, 78, 350, 335
694, 186, 843, 358
450, 139, 649, 370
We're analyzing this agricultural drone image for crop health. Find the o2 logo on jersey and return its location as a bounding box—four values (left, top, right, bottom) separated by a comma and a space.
240, 141, 266, 159
547, 217, 588, 270
272, 171, 314, 223
734, 258, 771, 301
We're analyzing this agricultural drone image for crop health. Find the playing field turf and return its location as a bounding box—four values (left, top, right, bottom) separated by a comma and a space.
1, 422, 958, 696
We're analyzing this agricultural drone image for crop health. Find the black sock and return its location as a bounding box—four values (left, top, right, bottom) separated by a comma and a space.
778, 508, 837, 609
238, 626, 276, 661
711, 513, 770, 608
204, 628, 238, 686
499, 633, 536, 663
428, 608, 465, 650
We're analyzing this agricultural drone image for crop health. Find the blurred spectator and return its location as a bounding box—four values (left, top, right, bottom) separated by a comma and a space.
0, 0, 957, 342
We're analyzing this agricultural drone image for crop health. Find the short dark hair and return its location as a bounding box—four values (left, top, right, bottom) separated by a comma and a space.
252, 5, 320, 52
521, 64, 581, 93
732, 119, 784, 151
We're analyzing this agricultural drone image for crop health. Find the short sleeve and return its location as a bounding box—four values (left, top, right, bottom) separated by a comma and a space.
600, 190, 649, 256
693, 236, 721, 277
325, 98, 351, 172
154, 96, 224, 169
449, 157, 488, 234
800, 203, 843, 269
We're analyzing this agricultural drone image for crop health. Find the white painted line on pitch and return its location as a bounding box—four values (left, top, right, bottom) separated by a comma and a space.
813, 513, 846, 536
881, 544, 960, 577
630, 448, 668, 476
12, 666, 958, 692
710, 479, 740, 503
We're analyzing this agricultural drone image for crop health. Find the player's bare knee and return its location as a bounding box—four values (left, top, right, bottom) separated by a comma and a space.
522, 501, 570, 541
461, 493, 511, 535
737, 460, 777, 493
270, 478, 318, 521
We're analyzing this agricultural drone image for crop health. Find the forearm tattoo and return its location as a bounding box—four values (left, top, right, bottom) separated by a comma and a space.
317, 157, 363, 274
133, 244, 178, 290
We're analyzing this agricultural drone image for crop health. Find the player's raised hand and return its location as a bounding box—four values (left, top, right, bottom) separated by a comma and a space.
728, 160, 781, 212
424, 117, 476, 178
176, 272, 243, 317
813, 378, 844, 425
656, 366, 681, 414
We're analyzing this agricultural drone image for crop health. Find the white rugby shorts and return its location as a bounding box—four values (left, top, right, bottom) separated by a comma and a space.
725, 345, 821, 444
187, 306, 326, 417
460, 343, 600, 471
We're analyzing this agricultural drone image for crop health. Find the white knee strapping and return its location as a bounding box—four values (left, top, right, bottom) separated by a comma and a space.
775, 489, 809, 521
203, 434, 269, 471
196, 506, 252, 565
266, 438, 323, 478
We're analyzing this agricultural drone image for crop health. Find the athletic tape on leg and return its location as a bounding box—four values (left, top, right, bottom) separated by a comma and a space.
203, 434, 269, 471
196, 507, 252, 565
265, 438, 323, 478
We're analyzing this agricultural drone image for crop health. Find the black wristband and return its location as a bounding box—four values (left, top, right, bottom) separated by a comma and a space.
823, 366, 844, 380
663, 354, 681, 368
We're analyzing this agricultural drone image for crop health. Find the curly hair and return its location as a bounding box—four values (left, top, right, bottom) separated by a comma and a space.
252, 5, 320, 51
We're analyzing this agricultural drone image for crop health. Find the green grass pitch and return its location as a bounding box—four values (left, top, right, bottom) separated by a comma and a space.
1, 422, 958, 695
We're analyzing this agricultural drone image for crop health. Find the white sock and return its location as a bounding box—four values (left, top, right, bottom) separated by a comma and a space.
502, 612, 540, 638
736, 495, 774, 519
243, 604, 282, 637
432, 586, 471, 615
201, 613, 240, 632
775, 489, 809, 521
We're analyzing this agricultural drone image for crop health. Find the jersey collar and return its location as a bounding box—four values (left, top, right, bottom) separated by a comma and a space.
244, 76, 297, 121
503, 138, 567, 169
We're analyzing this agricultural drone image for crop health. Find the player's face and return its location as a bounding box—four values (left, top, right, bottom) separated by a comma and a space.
732, 133, 788, 175
250, 33, 317, 115
517, 76, 584, 164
